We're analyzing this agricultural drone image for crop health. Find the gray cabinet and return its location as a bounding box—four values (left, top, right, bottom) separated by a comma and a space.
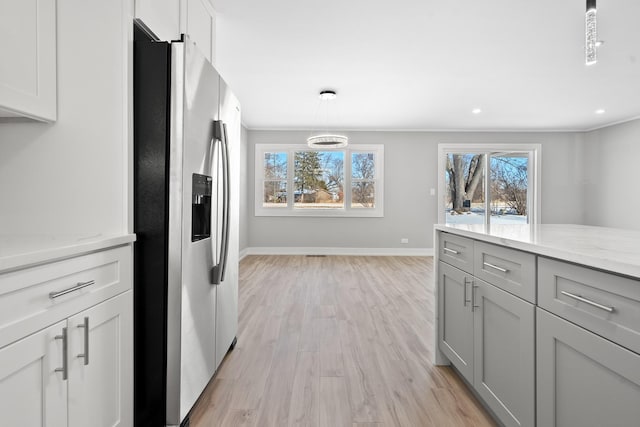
474, 241, 536, 303
474, 279, 535, 427
537, 308, 640, 427
438, 261, 474, 383
538, 256, 640, 354
438, 239, 535, 427
439, 232, 474, 274
437, 228, 640, 427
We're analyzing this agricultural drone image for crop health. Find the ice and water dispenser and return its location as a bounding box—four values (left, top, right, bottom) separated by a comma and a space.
191, 173, 212, 242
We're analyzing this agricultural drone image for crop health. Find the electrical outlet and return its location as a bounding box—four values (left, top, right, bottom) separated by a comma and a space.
430, 188, 436, 196
401, 238, 409, 244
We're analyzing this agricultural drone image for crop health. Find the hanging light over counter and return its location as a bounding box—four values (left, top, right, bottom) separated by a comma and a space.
585, 0, 598, 65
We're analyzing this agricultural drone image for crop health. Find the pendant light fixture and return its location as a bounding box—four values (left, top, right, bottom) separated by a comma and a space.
585, 0, 598, 65
307, 90, 348, 148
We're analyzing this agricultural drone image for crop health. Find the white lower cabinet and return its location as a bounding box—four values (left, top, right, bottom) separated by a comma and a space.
0, 244, 133, 427
438, 261, 535, 427
537, 308, 640, 427
0, 320, 68, 426
68, 291, 133, 427
0, 292, 132, 427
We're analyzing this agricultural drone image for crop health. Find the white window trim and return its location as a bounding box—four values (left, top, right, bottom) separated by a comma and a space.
255, 144, 384, 217
437, 143, 541, 225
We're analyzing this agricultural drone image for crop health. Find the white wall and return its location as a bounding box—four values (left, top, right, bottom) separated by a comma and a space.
583, 119, 640, 230
245, 130, 586, 251
0, 0, 132, 235
239, 125, 249, 252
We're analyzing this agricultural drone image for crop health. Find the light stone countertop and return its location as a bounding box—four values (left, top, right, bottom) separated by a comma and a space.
0, 233, 136, 273
434, 223, 640, 279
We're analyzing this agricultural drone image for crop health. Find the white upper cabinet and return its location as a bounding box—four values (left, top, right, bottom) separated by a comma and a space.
0, 0, 57, 122
184, 0, 215, 63
135, 0, 181, 42
135, 0, 216, 64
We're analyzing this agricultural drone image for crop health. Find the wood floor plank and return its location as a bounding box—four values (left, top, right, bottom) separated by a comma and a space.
287, 351, 319, 427
189, 255, 496, 427
319, 377, 352, 427
317, 317, 344, 377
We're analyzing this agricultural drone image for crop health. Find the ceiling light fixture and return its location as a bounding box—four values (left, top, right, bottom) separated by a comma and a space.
318, 90, 337, 101
472, 108, 482, 115
595, 109, 606, 114
307, 90, 348, 148
585, 0, 598, 65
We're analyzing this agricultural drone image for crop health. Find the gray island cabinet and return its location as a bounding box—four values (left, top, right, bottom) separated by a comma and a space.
435, 224, 640, 427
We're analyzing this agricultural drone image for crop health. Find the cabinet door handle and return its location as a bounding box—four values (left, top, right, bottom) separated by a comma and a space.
77, 317, 90, 365
49, 280, 95, 299
483, 262, 508, 273
54, 327, 68, 380
463, 277, 472, 306
443, 247, 459, 255
561, 291, 615, 313
471, 284, 479, 312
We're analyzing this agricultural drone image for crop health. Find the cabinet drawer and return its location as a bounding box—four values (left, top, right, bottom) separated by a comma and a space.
439, 233, 474, 274
538, 257, 640, 354
0, 245, 132, 349
474, 242, 536, 303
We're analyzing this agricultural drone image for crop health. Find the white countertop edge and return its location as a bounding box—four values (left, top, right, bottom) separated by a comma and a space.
435, 224, 640, 279
0, 234, 137, 273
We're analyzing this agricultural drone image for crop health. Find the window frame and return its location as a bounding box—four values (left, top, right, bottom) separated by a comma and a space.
255, 143, 384, 217
437, 143, 541, 226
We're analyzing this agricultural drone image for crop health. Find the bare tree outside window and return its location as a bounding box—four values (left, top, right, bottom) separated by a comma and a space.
256, 144, 384, 217
490, 154, 528, 216
444, 150, 531, 226
263, 152, 287, 206
445, 154, 486, 212
292, 151, 345, 208
352, 153, 376, 208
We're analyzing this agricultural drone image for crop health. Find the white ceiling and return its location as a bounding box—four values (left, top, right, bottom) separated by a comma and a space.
210, 0, 640, 131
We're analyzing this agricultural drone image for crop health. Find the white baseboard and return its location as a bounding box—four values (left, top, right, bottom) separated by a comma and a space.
240, 246, 434, 257
239, 248, 250, 261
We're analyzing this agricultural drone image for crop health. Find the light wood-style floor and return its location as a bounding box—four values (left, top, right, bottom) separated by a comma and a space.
190, 255, 496, 427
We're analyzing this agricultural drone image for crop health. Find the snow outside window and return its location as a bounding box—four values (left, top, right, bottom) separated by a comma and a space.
438, 143, 541, 228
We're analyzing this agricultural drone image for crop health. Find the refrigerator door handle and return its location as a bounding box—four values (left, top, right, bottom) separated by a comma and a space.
220, 122, 231, 282
211, 120, 230, 285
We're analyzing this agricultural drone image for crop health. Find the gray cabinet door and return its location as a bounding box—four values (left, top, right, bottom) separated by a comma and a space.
438, 261, 474, 383
537, 308, 640, 427
474, 279, 535, 427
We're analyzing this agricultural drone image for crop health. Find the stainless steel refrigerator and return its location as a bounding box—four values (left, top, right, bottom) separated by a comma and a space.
133, 22, 240, 427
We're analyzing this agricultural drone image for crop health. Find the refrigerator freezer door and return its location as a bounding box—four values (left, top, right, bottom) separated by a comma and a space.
166, 38, 220, 425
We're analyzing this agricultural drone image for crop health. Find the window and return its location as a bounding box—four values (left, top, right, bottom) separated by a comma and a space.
255, 144, 384, 217
438, 144, 540, 228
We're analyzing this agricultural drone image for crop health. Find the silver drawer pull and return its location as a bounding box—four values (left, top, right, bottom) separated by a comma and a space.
561, 291, 615, 313
49, 280, 95, 299
483, 262, 508, 273
443, 247, 459, 255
